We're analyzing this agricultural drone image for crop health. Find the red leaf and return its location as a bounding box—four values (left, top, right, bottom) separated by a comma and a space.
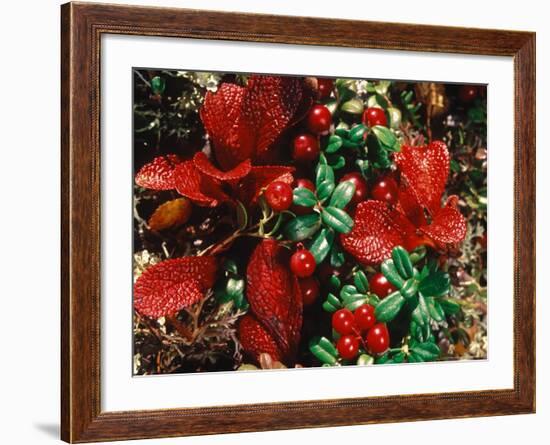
173, 160, 231, 207
420, 198, 467, 247
135, 155, 181, 190
237, 165, 294, 204
246, 239, 302, 362
200, 76, 313, 170
241, 76, 311, 164
238, 314, 282, 363
200, 83, 251, 170
395, 141, 450, 216
193, 152, 251, 183
134, 256, 217, 318
341, 201, 420, 265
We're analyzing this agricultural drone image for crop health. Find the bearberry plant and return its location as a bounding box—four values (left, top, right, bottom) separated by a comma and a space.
132, 70, 487, 374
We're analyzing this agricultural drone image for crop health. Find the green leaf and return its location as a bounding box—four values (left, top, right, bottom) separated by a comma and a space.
322, 301, 338, 312
222, 259, 238, 275
371, 125, 400, 152
326, 292, 342, 308
440, 297, 461, 315
321, 207, 354, 234
426, 297, 445, 322
226, 277, 244, 298
412, 294, 430, 326
418, 270, 451, 297
329, 180, 356, 209
325, 135, 343, 154
374, 80, 391, 95
315, 162, 335, 190
387, 107, 402, 129
330, 242, 346, 267
411, 342, 440, 361
353, 270, 369, 293
341, 98, 364, 115
151, 76, 166, 95
391, 246, 414, 278
374, 291, 405, 322
293, 187, 317, 207
357, 354, 374, 366
381, 259, 405, 288
316, 179, 335, 202
283, 213, 321, 241
309, 337, 338, 364
335, 79, 356, 102
328, 155, 346, 170
349, 124, 368, 143
400, 278, 419, 299
308, 228, 335, 264
318, 336, 338, 357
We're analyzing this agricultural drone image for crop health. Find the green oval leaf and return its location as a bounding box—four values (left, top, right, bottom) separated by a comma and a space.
381, 259, 406, 288
349, 124, 368, 143
341, 98, 364, 115
353, 270, 369, 293
325, 134, 343, 154
151, 76, 166, 95
315, 163, 335, 190
411, 342, 440, 361
307, 228, 335, 264
439, 297, 461, 315
392, 246, 414, 278
371, 125, 400, 152
293, 187, 317, 207
316, 179, 335, 202
418, 270, 451, 297
321, 207, 354, 234
283, 213, 321, 241
329, 180, 356, 209
374, 291, 405, 322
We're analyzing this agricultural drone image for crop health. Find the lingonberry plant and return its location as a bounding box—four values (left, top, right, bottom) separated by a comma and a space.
133, 71, 487, 374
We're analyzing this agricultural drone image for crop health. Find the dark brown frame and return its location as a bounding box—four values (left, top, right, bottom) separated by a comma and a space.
61, 1, 536, 442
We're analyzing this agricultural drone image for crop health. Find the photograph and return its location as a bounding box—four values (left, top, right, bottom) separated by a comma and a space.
132, 70, 488, 375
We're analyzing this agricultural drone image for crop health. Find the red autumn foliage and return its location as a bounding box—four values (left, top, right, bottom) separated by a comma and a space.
238, 314, 282, 363
201, 76, 314, 170
241, 239, 303, 364
135, 154, 181, 190
341, 141, 467, 265
134, 256, 217, 318
135, 75, 312, 207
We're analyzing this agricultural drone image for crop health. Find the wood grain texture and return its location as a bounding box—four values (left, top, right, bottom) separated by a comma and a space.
60, 2, 536, 442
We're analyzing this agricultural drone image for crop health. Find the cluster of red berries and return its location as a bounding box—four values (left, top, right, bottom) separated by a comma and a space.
291, 78, 335, 164
332, 305, 389, 360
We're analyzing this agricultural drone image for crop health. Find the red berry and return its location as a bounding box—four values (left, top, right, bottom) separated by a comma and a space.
366, 323, 390, 354
340, 172, 368, 206
264, 181, 293, 211
332, 308, 356, 335
458, 85, 479, 103
291, 178, 316, 215
371, 176, 399, 205
306, 104, 332, 135
299, 276, 320, 307
369, 273, 397, 299
337, 335, 360, 360
317, 78, 334, 99
290, 248, 316, 278
292, 133, 320, 162
362, 107, 388, 127
354, 304, 376, 331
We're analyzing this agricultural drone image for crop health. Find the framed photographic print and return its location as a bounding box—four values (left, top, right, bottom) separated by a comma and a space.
61, 2, 535, 442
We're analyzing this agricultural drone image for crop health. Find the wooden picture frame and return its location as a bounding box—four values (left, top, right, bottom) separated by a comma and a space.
61, 2, 535, 442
